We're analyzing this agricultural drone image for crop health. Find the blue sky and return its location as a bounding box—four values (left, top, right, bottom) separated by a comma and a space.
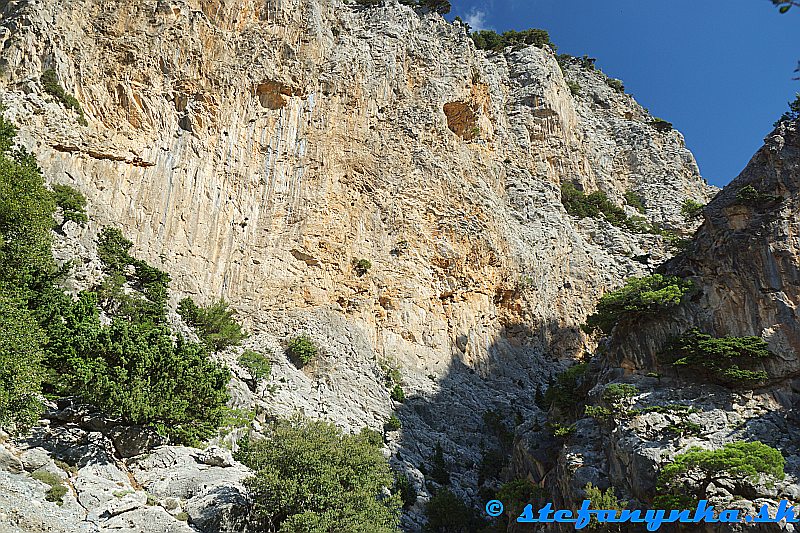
449, 0, 799, 187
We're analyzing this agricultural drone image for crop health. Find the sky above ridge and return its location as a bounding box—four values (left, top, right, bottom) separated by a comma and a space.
448, 0, 800, 187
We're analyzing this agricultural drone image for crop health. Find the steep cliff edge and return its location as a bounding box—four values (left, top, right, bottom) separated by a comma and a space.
0, 0, 718, 530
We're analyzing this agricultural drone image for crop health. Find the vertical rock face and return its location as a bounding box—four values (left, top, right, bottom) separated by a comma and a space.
0, 0, 718, 529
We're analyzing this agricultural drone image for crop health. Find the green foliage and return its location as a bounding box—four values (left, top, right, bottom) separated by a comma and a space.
97, 227, 171, 323
655, 441, 784, 508
353, 258, 372, 276
394, 472, 418, 510
178, 297, 246, 351
650, 118, 673, 133
234, 417, 401, 533
566, 80, 581, 96
584, 274, 694, 335
605, 77, 625, 93
390, 384, 405, 402
287, 334, 318, 367
51, 184, 88, 225
385, 414, 402, 432
59, 308, 231, 445
664, 419, 702, 438
418, 0, 451, 13
543, 363, 588, 414
601, 383, 638, 405
776, 93, 800, 124
0, 113, 15, 154
772, 1, 800, 14
482, 409, 514, 449
477, 448, 505, 485
423, 489, 486, 533
584, 405, 612, 421
471, 28, 555, 52
735, 185, 781, 206
549, 422, 576, 439
584, 483, 627, 531
0, 294, 45, 433
41, 69, 87, 126
238, 349, 271, 381
429, 441, 450, 485
560, 182, 630, 229
32, 470, 68, 504
497, 479, 545, 516
623, 190, 646, 213
660, 328, 773, 387
680, 198, 705, 221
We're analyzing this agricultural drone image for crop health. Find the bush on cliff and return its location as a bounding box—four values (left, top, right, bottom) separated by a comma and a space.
660, 328, 772, 387
178, 297, 246, 351
655, 441, 784, 509
584, 274, 694, 335
234, 418, 401, 532
52, 184, 88, 225
471, 28, 555, 52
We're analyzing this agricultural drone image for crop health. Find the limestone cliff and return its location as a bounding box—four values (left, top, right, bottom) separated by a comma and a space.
0, 0, 719, 531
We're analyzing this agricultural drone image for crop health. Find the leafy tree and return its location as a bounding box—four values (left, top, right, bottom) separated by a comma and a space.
384, 414, 402, 432
584, 275, 694, 335
418, 0, 450, 14
390, 384, 405, 402
655, 441, 784, 508
423, 489, 486, 533
0, 294, 45, 433
660, 328, 773, 387
238, 349, 271, 381
234, 418, 401, 533
497, 479, 545, 517
51, 184, 88, 225
561, 183, 629, 228
601, 383, 638, 405
178, 297, 246, 351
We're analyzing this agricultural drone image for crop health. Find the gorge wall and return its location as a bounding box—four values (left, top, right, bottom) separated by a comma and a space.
0, 0, 744, 531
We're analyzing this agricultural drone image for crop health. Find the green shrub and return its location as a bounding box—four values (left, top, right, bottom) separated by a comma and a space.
584, 274, 694, 335
584, 405, 612, 421
394, 472, 417, 510
238, 349, 271, 381
359, 427, 384, 447
390, 384, 405, 402
418, 0, 451, 13
680, 198, 704, 221
664, 419, 702, 438
175, 512, 189, 522
287, 334, 317, 367
497, 479, 545, 516
560, 182, 628, 228
660, 328, 773, 387
655, 441, 784, 508
41, 69, 87, 126
567, 80, 581, 96
32, 470, 68, 505
0, 295, 45, 433
353, 258, 372, 276
584, 483, 627, 530
623, 190, 646, 213
543, 363, 588, 414
423, 489, 486, 532
178, 297, 246, 351
97, 227, 170, 323
601, 383, 638, 405
471, 28, 555, 52
606, 77, 625, 93
483, 409, 514, 449
51, 184, 88, 225
385, 414, 402, 432
650, 118, 673, 133
477, 447, 505, 485
429, 441, 450, 485
550, 422, 576, 439
735, 185, 781, 206
234, 418, 401, 532
59, 306, 231, 445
